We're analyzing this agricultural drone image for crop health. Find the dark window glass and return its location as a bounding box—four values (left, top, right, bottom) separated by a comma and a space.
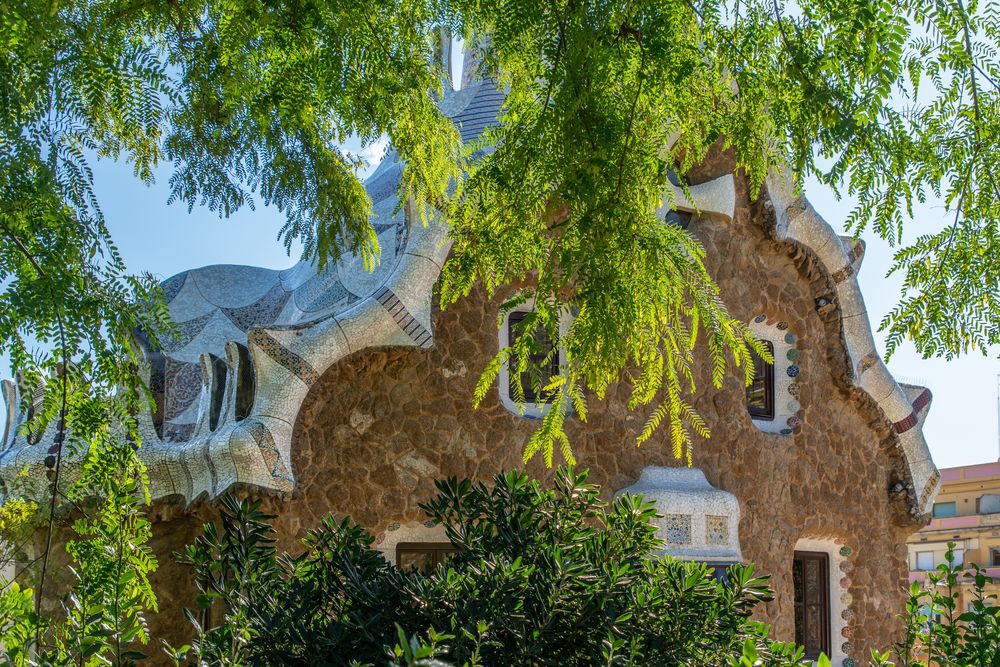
747, 340, 775, 420
991, 549, 1000, 567
507, 311, 560, 404
793, 551, 830, 660
396, 542, 457, 574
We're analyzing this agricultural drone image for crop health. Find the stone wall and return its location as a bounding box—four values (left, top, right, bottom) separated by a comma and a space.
140, 150, 922, 663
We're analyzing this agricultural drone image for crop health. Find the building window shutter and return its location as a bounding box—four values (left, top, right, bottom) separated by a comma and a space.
793, 550, 830, 660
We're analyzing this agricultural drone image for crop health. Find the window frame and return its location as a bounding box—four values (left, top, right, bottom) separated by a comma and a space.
395, 542, 458, 572
916, 551, 935, 571
933, 501, 957, 518
497, 304, 569, 419
793, 550, 831, 661
746, 339, 775, 421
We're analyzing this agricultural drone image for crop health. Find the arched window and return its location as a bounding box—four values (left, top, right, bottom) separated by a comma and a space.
746, 340, 775, 420
498, 304, 568, 419
746, 315, 802, 435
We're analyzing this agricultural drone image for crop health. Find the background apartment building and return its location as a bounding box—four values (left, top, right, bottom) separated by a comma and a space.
908, 462, 1000, 612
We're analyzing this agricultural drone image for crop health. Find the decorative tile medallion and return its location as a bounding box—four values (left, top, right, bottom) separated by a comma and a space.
776, 321, 789, 330
662, 514, 692, 544
784, 332, 797, 344
754, 314, 767, 323
706, 515, 729, 545
388, 522, 400, 532
786, 348, 799, 362
787, 382, 800, 397
786, 416, 801, 429
839, 545, 853, 557
786, 365, 800, 377
843, 658, 856, 667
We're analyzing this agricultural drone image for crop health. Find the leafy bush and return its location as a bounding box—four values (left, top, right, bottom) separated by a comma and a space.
870, 543, 1000, 666
170, 467, 805, 666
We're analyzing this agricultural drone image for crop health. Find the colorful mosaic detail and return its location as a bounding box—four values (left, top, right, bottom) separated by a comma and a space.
786, 416, 801, 429
248, 328, 320, 387
839, 545, 853, 557
842, 655, 856, 666
893, 411, 918, 434
840, 592, 853, 606
164, 359, 202, 421
748, 316, 803, 436
388, 522, 401, 532
706, 515, 729, 545
247, 422, 293, 488
375, 287, 434, 349
222, 282, 291, 332
841, 608, 855, 622
661, 514, 691, 544
912, 387, 932, 414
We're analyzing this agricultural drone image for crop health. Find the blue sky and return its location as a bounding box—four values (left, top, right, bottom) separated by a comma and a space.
6, 143, 996, 471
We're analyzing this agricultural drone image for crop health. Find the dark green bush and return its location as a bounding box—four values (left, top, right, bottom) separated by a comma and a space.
168, 467, 805, 666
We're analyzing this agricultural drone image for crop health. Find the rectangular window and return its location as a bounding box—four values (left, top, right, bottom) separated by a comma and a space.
793, 551, 830, 660
396, 542, 457, 573
747, 340, 775, 420
916, 551, 935, 571
507, 311, 560, 404
991, 549, 1000, 567
933, 502, 957, 518
952, 549, 965, 567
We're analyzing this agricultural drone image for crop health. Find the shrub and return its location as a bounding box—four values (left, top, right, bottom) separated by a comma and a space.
870, 543, 1000, 666
169, 467, 805, 666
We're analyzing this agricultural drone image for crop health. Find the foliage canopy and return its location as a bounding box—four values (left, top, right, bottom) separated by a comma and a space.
3, 0, 999, 468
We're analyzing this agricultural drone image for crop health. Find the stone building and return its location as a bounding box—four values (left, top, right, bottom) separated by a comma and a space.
0, 48, 939, 665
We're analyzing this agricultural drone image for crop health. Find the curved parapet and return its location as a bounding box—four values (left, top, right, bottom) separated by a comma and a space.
0, 67, 481, 504
765, 169, 940, 516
